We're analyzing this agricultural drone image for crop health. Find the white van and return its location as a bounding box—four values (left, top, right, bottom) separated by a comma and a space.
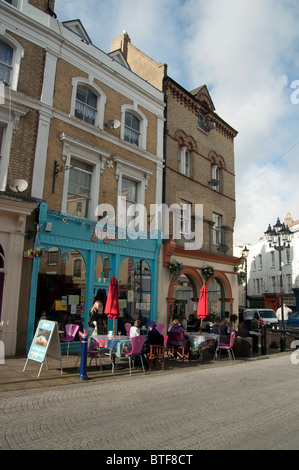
243, 309, 278, 328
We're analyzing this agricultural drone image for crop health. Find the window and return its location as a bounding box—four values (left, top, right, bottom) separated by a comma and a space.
271, 251, 275, 267
0, 40, 13, 85
121, 104, 148, 150
178, 147, 190, 177
211, 164, 220, 191
121, 177, 138, 207
180, 200, 192, 237
67, 158, 92, 218
4, 0, 18, 5
70, 78, 106, 129
75, 85, 97, 125
48, 250, 58, 265
73, 258, 83, 278
124, 112, 140, 146
0, 126, 4, 154
212, 213, 222, 246
259, 254, 263, 270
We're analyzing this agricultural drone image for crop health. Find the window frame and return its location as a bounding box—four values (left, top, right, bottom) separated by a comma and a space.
212, 212, 222, 246
60, 134, 109, 220
120, 104, 148, 150
178, 146, 191, 177
70, 77, 106, 129
0, 34, 23, 90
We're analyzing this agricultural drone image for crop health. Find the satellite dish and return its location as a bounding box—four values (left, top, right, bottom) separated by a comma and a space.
9, 179, 28, 192
105, 119, 121, 129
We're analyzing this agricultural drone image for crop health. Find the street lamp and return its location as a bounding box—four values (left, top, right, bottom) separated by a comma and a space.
241, 246, 249, 308
264, 218, 293, 351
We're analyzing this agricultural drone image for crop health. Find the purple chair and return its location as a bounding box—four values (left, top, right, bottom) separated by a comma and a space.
156, 323, 165, 334
121, 335, 146, 375
214, 331, 236, 361
60, 324, 79, 355
124, 323, 132, 336
75, 332, 104, 370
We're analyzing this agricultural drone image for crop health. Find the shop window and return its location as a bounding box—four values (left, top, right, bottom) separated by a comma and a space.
118, 259, 151, 325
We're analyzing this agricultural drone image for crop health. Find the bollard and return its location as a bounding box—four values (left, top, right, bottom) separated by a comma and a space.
261, 325, 267, 355
78, 333, 88, 381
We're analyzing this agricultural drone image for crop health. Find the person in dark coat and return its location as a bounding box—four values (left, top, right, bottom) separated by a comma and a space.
147, 321, 163, 349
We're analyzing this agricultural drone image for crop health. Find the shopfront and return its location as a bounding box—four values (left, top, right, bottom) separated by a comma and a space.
26, 202, 161, 352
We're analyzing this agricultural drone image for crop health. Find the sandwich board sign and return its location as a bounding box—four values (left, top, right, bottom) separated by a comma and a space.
23, 320, 63, 377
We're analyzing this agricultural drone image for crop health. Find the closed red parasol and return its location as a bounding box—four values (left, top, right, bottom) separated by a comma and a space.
104, 275, 120, 337
197, 285, 209, 333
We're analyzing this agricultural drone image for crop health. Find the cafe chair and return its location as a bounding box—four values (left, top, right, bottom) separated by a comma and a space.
214, 331, 236, 361
156, 323, 165, 334
148, 341, 167, 371
167, 331, 187, 361
124, 322, 132, 336
121, 335, 146, 375
60, 324, 79, 356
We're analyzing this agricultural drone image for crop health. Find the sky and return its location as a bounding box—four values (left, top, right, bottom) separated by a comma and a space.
54, 0, 299, 247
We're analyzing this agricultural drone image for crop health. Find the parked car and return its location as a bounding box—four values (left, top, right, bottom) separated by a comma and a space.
288, 311, 299, 327
243, 309, 278, 329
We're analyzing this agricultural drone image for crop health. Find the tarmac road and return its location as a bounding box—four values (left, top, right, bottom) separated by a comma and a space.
1, 353, 299, 451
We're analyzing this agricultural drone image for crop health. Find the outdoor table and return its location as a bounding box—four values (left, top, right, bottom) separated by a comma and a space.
92, 335, 131, 372
186, 332, 220, 359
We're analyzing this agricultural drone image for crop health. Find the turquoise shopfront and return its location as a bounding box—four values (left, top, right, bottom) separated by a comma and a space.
26, 202, 161, 353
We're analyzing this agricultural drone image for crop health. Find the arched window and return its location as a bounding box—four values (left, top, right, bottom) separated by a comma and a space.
121, 104, 148, 150
178, 147, 190, 177
75, 85, 97, 126
124, 112, 140, 146
70, 77, 106, 129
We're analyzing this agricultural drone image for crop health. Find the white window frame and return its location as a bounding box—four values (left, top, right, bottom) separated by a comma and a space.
114, 156, 153, 227
212, 213, 222, 246
180, 200, 192, 237
60, 134, 109, 220
0, 34, 24, 90
211, 164, 220, 191
70, 77, 106, 130
178, 147, 190, 177
120, 104, 148, 150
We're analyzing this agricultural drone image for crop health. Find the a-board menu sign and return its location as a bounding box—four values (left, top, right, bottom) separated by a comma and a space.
23, 320, 63, 377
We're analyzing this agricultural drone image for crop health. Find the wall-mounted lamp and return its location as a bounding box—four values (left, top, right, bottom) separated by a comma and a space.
103, 256, 111, 283
52, 160, 73, 193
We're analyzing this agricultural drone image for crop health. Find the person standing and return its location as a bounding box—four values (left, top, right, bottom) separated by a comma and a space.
88, 300, 106, 335
276, 304, 292, 328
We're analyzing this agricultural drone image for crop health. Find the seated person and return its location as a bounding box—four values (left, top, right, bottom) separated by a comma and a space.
147, 321, 163, 350
168, 319, 187, 358
130, 319, 141, 338
218, 320, 228, 335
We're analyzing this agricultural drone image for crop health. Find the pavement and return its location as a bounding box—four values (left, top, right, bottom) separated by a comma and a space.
0, 346, 287, 394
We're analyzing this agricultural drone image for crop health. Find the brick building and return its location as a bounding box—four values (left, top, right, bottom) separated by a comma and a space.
111, 33, 241, 329
0, 0, 164, 355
